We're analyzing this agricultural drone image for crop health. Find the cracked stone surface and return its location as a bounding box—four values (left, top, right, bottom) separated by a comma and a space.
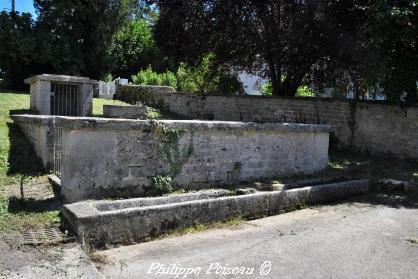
95, 200, 418, 279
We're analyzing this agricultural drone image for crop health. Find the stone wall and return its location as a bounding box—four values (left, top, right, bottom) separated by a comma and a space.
116, 85, 418, 160
12, 115, 330, 203
103, 105, 147, 119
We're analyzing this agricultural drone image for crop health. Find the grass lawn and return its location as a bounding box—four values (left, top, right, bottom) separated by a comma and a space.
92, 98, 130, 116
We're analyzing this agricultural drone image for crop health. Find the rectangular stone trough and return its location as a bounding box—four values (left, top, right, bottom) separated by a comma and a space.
12, 115, 331, 203
62, 179, 369, 248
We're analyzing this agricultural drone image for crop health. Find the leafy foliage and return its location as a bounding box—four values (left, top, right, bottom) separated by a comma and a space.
110, 19, 159, 79
312, 0, 417, 103
0, 12, 38, 88
154, 0, 334, 97
261, 83, 315, 97
132, 66, 177, 87
176, 53, 243, 94
152, 175, 174, 195
154, 0, 417, 102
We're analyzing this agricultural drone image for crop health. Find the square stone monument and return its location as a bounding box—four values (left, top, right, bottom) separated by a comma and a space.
24, 74, 96, 116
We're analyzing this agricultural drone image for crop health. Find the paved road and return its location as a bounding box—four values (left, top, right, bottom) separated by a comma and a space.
97, 197, 418, 279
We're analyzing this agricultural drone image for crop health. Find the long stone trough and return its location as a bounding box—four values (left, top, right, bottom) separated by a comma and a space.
62, 179, 370, 248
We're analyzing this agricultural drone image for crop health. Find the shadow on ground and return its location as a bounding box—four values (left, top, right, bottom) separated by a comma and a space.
7, 196, 60, 213
348, 189, 418, 208
5, 121, 58, 215
9, 109, 32, 115
328, 149, 418, 181
6, 122, 46, 178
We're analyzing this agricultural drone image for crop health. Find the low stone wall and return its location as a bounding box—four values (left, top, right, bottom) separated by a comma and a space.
115, 85, 418, 160
12, 115, 330, 203
103, 105, 147, 119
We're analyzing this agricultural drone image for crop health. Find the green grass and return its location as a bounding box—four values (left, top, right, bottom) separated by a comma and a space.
92, 98, 130, 116
0, 92, 31, 185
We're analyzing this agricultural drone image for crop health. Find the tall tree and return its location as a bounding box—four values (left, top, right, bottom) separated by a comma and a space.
0, 12, 37, 87
34, 0, 135, 79
154, 0, 335, 96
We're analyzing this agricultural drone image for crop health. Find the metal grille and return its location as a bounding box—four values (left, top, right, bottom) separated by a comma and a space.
20, 227, 73, 245
53, 126, 62, 177
50, 82, 81, 116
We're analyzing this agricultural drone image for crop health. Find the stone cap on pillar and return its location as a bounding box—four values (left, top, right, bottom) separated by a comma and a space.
24, 74, 97, 85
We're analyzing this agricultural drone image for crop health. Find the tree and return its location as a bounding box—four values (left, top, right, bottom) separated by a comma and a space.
34, 0, 135, 79
368, 0, 417, 103
312, 0, 417, 103
154, 0, 335, 97
109, 19, 157, 78
176, 53, 243, 94
0, 12, 36, 88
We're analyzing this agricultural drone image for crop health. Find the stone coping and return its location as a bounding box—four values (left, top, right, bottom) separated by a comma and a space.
12, 114, 332, 133
24, 74, 97, 84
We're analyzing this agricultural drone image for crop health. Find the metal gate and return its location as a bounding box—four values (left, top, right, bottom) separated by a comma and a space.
50, 83, 82, 116
52, 126, 62, 177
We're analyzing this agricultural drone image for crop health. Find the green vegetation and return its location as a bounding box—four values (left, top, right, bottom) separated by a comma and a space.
0, 92, 32, 186
0, 92, 60, 233
131, 54, 244, 94
175, 53, 243, 94
132, 66, 177, 88
146, 120, 192, 178
145, 106, 162, 120
110, 18, 163, 79
262, 82, 315, 97
92, 98, 130, 117
152, 175, 174, 195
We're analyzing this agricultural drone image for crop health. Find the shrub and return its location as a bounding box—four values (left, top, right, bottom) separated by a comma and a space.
132, 66, 176, 88
160, 71, 177, 88
296, 85, 315, 97
261, 83, 273, 96
176, 53, 243, 94
132, 66, 162, 86
152, 175, 174, 195
260, 82, 315, 97
101, 73, 113, 83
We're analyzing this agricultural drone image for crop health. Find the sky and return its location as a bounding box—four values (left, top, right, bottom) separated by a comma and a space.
0, 0, 36, 17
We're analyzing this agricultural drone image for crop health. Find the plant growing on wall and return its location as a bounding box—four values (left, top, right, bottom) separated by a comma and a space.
146, 120, 193, 179
152, 175, 174, 195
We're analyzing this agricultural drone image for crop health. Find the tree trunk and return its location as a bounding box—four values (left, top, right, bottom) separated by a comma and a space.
268, 59, 282, 96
